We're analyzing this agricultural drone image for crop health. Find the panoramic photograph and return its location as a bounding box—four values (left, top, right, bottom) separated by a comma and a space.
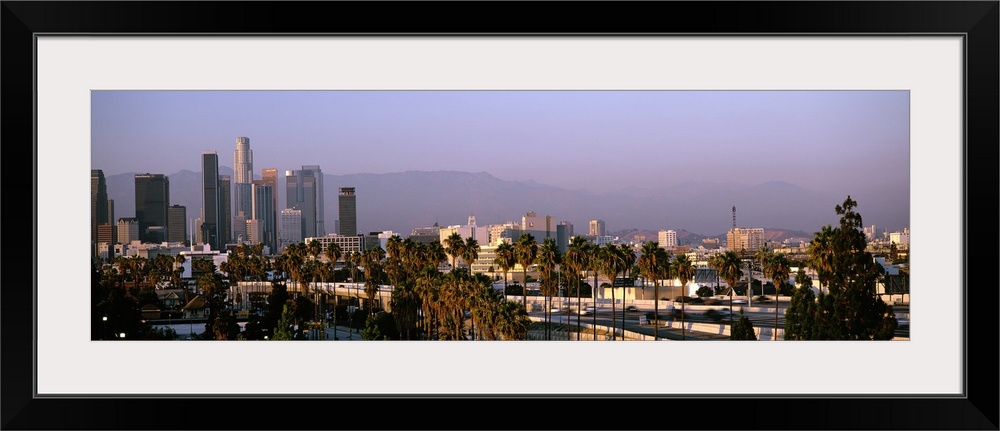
90, 90, 910, 342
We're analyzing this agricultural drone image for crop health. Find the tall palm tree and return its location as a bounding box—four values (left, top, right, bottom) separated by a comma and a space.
536, 237, 561, 340
493, 241, 516, 301
587, 243, 602, 340
616, 244, 636, 340
599, 245, 621, 340
563, 236, 589, 340
763, 252, 791, 339
362, 247, 386, 314
807, 225, 835, 295
495, 300, 530, 340
514, 233, 538, 310
461, 237, 480, 276
718, 250, 744, 329
637, 241, 666, 339
674, 253, 695, 341
444, 232, 465, 272
461, 236, 480, 338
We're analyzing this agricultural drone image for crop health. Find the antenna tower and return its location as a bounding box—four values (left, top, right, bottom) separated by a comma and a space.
732, 205, 737, 229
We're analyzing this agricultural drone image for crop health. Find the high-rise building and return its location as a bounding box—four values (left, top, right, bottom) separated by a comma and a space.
261, 168, 278, 247
279, 208, 303, 253
201, 152, 221, 249
302, 165, 324, 236
167, 205, 187, 244
338, 187, 357, 236
246, 219, 264, 249
91, 169, 109, 245
219, 174, 232, 245
521, 211, 567, 251
117, 217, 139, 245
97, 224, 115, 249
589, 219, 606, 237
233, 137, 254, 241
658, 230, 678, 249
286, 167, 323, 238
559, 221, 574, 238
135, 173, 170, 243
252, 182, 276, 253
193, 217, 204, 246
726, 227, 765, 255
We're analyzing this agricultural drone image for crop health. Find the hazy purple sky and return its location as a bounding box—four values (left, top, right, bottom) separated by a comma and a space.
92, 90, 908, 196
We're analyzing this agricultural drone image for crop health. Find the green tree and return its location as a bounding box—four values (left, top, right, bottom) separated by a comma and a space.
363, 311, 400, 340
731, 309, 757, 340
786, 196, 898, 340
272, 302, 295, 340
212, 308, 240, 340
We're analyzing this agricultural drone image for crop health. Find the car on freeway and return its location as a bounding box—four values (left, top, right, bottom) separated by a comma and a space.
579, 306, 597, 315
625, 305, 638, 312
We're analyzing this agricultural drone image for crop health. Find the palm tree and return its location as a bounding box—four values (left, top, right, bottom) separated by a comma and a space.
495, 300, 530, 340
713, 251, 744, 332
461, 236, 480, 276
362, 247, 386, 314
563, 236, 589, 340
586, 243, 602, 340
444, 232, 465, 272
637, 241, 666, 339
514, 233, 538, 310
763, 252, 791, 339
599, 245, 621, 340
674, 253, 695, 341
493, 241, 516, 301
536, 237, 561, 340
616, 244, 636, 340
807, 225, 835, 295
461, 236, 480, 338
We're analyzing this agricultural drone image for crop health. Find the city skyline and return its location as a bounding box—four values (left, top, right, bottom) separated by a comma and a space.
92, 90, 910, 235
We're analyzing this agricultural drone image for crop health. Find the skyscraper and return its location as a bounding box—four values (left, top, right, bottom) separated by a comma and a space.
589, 219, 606, 237
338, 187, 357, 236
117, 217, 139, 245
260, 168, 278, 250
201, 152, 221, 249
219, 174, 232, 245
134, 173, 170, 243
167, 205, 187, 244
279, 208, 303, 253
302, 165, 325, 236
252, 182, 276, 253
233, 137, 254, 241
286, 166, 323, 238
91, 169, 109, 245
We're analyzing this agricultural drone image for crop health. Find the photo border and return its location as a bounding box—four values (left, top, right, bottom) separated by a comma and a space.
3, 2, 997, 430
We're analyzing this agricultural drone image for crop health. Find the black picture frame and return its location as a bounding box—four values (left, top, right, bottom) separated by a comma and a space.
3, 2, 997, 430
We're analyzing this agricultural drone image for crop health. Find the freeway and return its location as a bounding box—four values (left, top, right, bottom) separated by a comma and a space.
526, 301, 910, 340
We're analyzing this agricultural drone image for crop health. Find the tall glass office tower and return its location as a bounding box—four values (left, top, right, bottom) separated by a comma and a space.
286, 165, 324, 238
201, 151, 221, 250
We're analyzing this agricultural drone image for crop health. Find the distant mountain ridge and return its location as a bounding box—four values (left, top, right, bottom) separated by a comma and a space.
105, 169, 907, 238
